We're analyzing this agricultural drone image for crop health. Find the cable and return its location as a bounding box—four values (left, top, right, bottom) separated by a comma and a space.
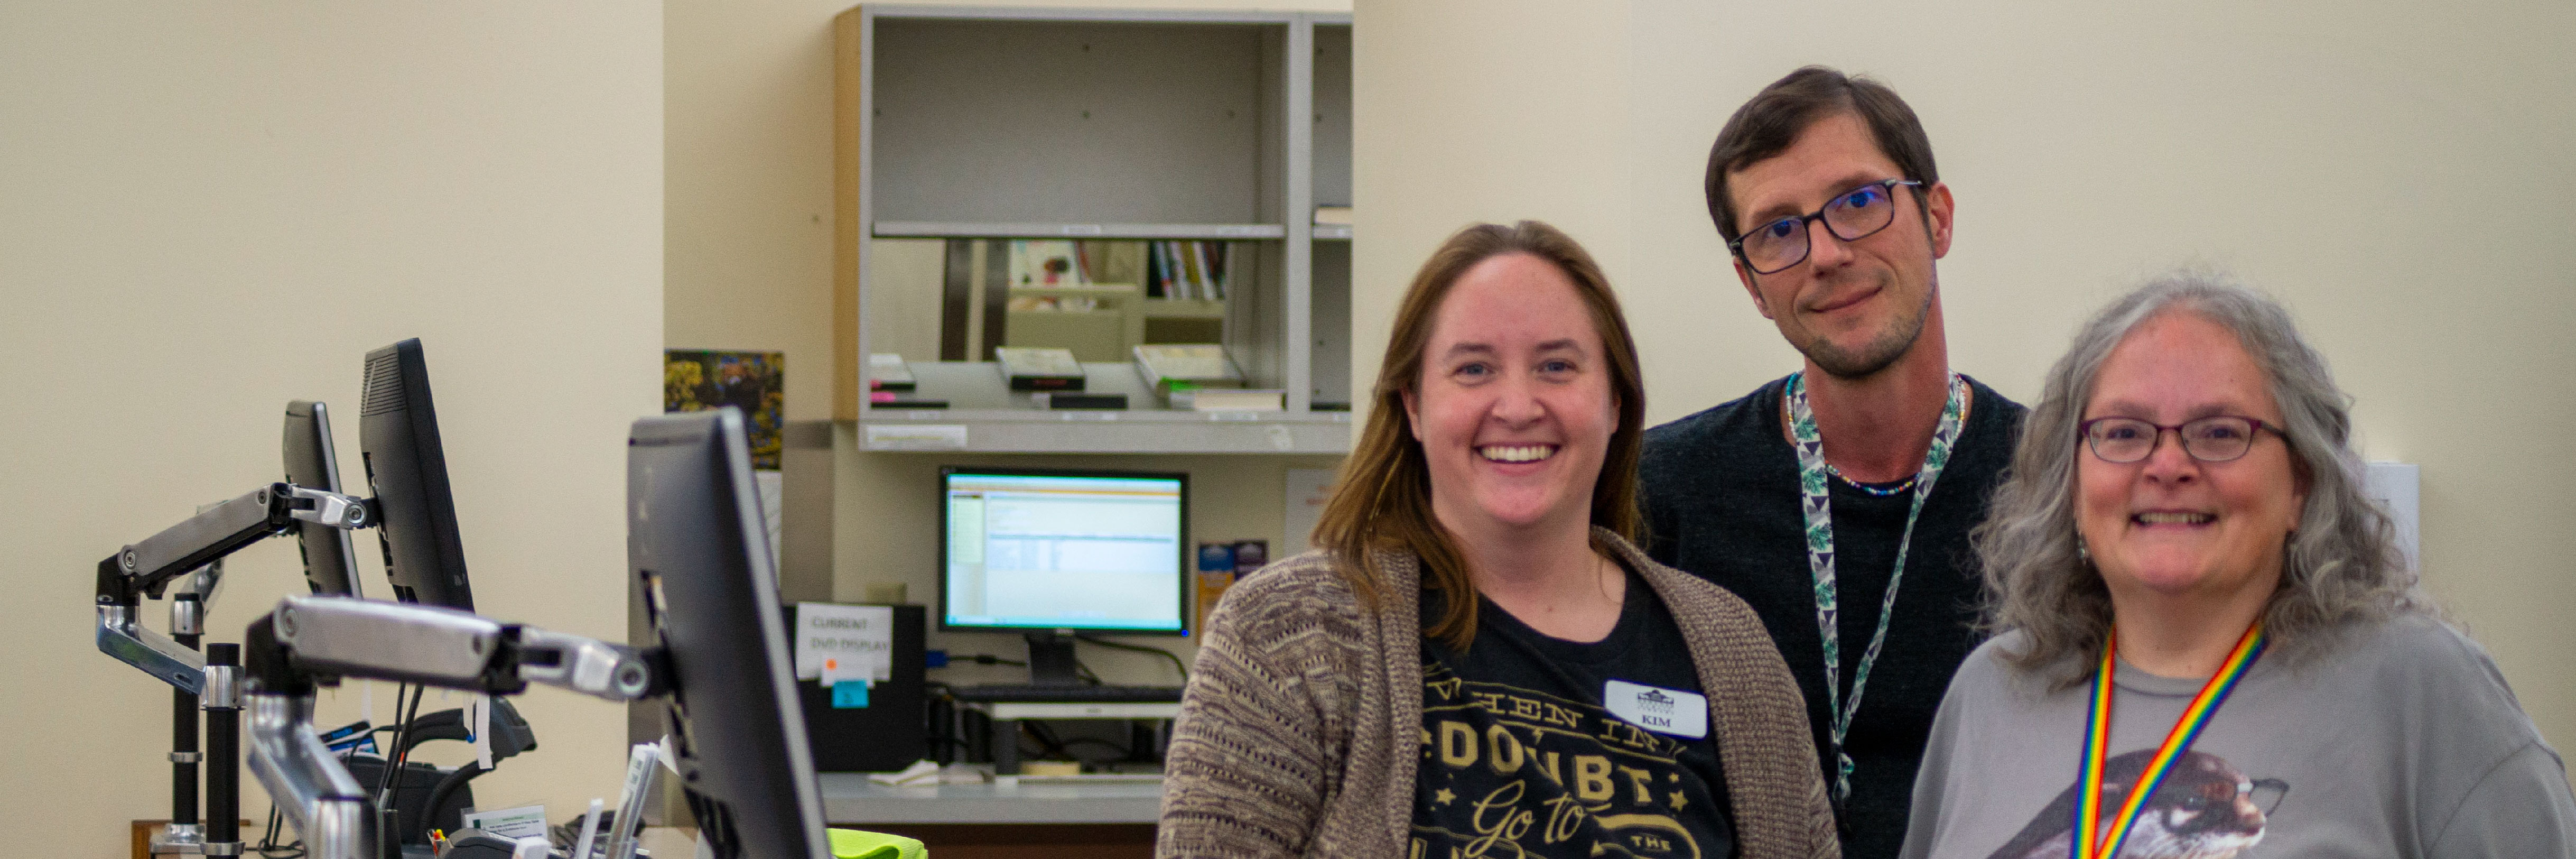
255, 798, 306, 857
1074, 635, 1189, 683
373, 685, 414, 799
927, 653, 1027, 668
375, 683, 426, 843
1016, 722, 1133, 763
1058, 737, 1133, 758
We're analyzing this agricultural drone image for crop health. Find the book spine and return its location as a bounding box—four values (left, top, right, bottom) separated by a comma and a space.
1144, 241, 1164, 298
1208, 242, 1229, 300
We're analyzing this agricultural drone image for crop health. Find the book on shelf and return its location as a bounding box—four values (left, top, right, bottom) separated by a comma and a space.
1178, 242, 1205, 299
1140, 240, 1229, 300
1157, 241, 1186, 299
1201, 242, 1231, 300
1172, 388, 1285, 412
1313, 206, 1353, 226
867, 353, 915, 392
1032, 392, 1128, 410
1132, 344, 1243, 395
994, 347, 1085, 391
869, 390, 946, 409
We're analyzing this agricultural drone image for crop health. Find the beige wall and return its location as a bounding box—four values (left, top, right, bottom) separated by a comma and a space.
665, 0, 1352, 683
0, 4, 662, 855
1360, 0, 2576, 742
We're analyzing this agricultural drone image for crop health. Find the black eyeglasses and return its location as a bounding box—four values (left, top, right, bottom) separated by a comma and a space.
1728, 179, 1924, 275
2080, 415, 2283, 464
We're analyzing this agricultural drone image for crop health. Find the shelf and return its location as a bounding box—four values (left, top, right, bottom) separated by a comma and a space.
873, 221, 1286, 241
861, 360, 1350, 453
1312, 224, 1351, 241
859, 413, 1349, 454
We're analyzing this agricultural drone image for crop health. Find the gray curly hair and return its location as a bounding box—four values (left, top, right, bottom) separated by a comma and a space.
1974, 270, 2427, 683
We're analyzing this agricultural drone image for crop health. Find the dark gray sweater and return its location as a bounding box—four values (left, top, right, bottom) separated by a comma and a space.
1640, 374, 2025, 859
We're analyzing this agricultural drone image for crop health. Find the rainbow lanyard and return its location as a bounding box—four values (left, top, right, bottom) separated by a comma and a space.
2072, 622, 2268, 859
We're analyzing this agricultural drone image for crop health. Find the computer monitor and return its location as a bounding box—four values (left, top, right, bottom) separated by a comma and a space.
939, 466, 1188, 683
284, 400, 366, 598
358, 338, 473, 611
629, 408, 829, 859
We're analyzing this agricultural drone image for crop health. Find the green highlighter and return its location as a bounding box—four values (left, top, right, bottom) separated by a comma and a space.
828, 827, 928, 859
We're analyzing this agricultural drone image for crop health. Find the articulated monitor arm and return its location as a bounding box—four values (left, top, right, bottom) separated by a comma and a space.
95, 483, 373, 694
242, 595, 663, 859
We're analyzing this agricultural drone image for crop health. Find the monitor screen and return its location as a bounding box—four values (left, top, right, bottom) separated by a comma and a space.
359, 338, 474, 611
629, 408, 830, 859
939, 467, 1188, 635
284, 400, 365, 597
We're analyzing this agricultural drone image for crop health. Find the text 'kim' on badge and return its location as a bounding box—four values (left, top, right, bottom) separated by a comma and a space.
1604, 679, 1708, 739
794, 602, 892, 683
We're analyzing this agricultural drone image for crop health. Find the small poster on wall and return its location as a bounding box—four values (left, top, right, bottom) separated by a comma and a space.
665, 349, 785, 468
666, 349, 786, 569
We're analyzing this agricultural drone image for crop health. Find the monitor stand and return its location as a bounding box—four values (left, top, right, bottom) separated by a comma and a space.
1024, 631, 1081, 686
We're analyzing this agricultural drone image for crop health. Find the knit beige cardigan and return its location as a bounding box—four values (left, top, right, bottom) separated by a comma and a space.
1156, 528, 1840, 858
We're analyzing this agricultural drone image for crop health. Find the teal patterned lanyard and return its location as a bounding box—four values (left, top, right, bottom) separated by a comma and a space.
1785, 370, 1966, 805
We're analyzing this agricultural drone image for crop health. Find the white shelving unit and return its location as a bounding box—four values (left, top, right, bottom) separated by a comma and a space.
834, 5, 1354, 454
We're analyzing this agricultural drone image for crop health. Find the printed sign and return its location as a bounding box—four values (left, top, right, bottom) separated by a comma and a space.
794, 603, 892, 682
459, 804, 547, 840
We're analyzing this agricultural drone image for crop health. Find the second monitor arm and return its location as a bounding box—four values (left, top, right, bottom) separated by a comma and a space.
243, 595, 661, 859
95, 483, 373, 694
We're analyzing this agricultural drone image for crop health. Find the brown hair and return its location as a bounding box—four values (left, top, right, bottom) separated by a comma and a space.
1309, 221, 1648, 650
1703, 66, 1940, 243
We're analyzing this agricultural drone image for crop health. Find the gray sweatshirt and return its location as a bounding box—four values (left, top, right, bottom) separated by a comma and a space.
1900, 616, 2575, 858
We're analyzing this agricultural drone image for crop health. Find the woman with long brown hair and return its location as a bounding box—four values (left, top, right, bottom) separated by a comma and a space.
1156, 220, 1838, 858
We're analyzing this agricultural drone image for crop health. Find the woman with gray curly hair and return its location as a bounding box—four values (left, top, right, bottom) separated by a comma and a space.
1899, 273, 2575, 859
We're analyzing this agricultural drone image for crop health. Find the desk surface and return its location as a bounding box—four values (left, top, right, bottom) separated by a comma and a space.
820, 774, 1164, 825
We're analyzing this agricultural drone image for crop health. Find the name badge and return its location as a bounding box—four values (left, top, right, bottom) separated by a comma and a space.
1604, 680, 1708, 739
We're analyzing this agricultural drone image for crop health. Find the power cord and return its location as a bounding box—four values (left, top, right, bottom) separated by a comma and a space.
254, 803, 304, 857
1075, 634, 1189, 683
374, 683, 425, 843
932, 653, 1027, 668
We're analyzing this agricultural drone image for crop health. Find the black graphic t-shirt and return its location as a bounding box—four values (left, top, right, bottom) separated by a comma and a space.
1412, 568, 1737, 859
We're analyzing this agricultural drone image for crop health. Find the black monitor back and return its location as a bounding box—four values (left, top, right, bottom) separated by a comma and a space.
359, 338, 473, 611
284, 400, 366, 597
628, 408, 827, 859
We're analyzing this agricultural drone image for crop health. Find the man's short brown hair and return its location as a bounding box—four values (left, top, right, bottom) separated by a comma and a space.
1704, 66, 1939, 242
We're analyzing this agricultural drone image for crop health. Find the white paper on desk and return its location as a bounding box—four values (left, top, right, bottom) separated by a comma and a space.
795, 603, 892, 682
460, 803, 547, 840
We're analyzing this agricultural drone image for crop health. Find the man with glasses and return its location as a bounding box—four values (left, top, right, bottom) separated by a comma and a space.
1639, 66, 2029, 858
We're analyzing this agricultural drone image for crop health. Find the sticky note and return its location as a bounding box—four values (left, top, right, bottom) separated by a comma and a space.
833, 681, 871, 709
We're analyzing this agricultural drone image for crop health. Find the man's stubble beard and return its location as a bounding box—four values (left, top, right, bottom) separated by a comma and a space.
1797, 271, 1936, 380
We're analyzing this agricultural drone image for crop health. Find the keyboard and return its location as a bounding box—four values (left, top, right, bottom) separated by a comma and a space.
951, 683, 1184, 703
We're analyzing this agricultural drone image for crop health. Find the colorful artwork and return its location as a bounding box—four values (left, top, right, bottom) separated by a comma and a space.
665, 349, 784, 469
